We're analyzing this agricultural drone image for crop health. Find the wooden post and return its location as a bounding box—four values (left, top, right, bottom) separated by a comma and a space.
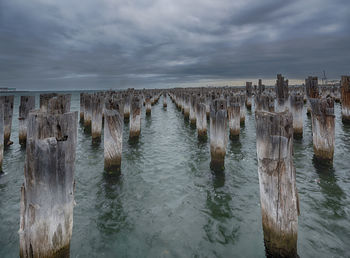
0, 101, 3, 172
310, 97, 335, 161
246, 82, 253, 110
189, 95, 197, 126
91, 94, 104, 143
84, 94, 92, 131
255, 94, 274, 112
183, 95, 190, 119
290, 93, 304, 138
46, 95, 71, 114
305, 77, 319, 116
123, 94, 131, 121
196, 102, 207, 140
19, 96, 36, 145
163, 92, 167, 108
210, 99, 227, 172
20, 110, 77, 258
239, 94, 246, 124
275, 74, 289, 112
130, 97, 141, 139
341, 76, 350, 123
227, 103, 240, 139
104, 108, 123, 173
255, 110, 299, 258
145, 96, 151, 116
80, 93, 85, 123
1, 95, 14, 146
39, 93, 57, 112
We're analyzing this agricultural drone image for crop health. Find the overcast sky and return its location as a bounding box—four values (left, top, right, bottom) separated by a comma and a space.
0, 0, 349, 90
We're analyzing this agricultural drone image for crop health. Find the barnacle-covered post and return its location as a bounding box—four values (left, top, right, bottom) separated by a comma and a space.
19, 105, 78, 257
1, 95, 14, 146
104, 107, 123, 173
255, 110, 299, 258
130, 96, 141, 139
91, 93, 104, 143
210, 99, 227, 172
341, 76, 350, 123
290, 93, 304, 138
246, 82, 253, 110
275, 74, 289, 112
19, 96, 36, 145
310, 97, 335, 161
196, 102, 207, 140
227, 103, 240, 139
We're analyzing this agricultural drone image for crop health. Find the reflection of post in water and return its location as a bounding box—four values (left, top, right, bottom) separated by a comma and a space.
96, 172, 127, 236
312, 157, 345, 215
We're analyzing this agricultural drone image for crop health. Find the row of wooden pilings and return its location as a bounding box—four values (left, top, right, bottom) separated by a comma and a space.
0, 75, 349, 257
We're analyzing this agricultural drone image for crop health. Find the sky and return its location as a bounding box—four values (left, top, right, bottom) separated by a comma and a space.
0, 0, 349, 90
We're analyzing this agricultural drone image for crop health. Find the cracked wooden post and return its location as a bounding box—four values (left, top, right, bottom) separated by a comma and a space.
210, 99, 227, 172
290, 93, 304, 138
19, 96, 36, 145
227, 103, 240, 139
19, 109, 78, 258
91, 94, 104, 143
305, 76, 319, 116
84, 94, 92, 131
275, 74, 289, 112
183, 95, 190, 120
0, 101, 3, 172
255, 94, 274, 112
341, 76, 350, 123
310, 97, 335, 162
255, 110, 299, 258
189, 95, 197, 126
46, 95, 71, 114
145, 96, 151, 116
163, 92, 167, 108
246, 82, 253, 110
39, 93, 57, 112
130, 97, 141, 140
1, 96, 14, 146
104, 107, 123, 173
80, 93, 85, 123
196, 101, 207, 140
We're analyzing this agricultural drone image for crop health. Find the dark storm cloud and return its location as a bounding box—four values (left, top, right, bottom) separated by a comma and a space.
0, 0, 349, 90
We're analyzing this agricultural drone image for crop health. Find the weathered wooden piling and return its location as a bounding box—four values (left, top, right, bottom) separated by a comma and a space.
227, 104, 240, 139
145, 96, 152, 116
210, 99, 227, 171
46, 94, 71, 114
189, 95, 197, 126
19, 96, 36, 145
246, 82, 253, 110
104, 108, 123, 172
80, 93, 85, 122
239, 94, 246, 124
123, 94, 131, 120
255, 110, 299, 258
1, 95, 14, 146
290, 93, 304, 138
310, 97, 335, 161
163, 92, 167, 108
84, 94, 92, 130
341, 76, 350, 123
0, 102, 3, 172
130, 97, 141, 139
196, 102, 207, 140
305, 77, 319, 116
275, 74, 289, 112
91, 94, 104, 142
183, 95, 190, 119
39, 93, 57, 112
20, 109, 78, 258
255, 94, 274, 112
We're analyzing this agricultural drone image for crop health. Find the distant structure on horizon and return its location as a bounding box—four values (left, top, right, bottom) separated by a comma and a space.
0, 87, 16, 92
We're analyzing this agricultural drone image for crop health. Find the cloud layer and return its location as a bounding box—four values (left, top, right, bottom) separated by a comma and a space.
1, 0, 349, 89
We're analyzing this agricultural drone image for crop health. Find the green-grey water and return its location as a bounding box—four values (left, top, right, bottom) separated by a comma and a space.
0, 91, 350, 257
